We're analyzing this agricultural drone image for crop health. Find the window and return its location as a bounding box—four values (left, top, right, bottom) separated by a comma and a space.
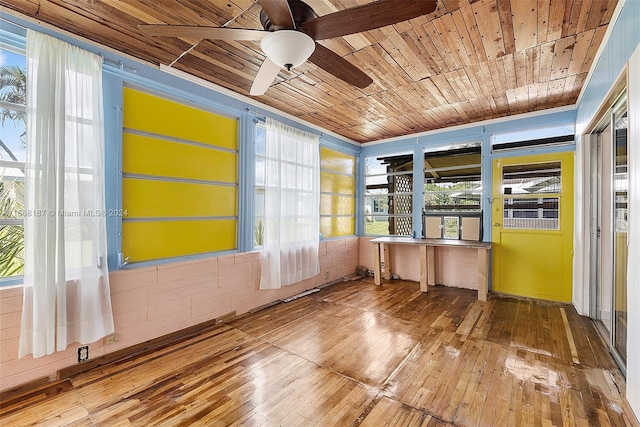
423, 142, 482, 214
320, 147, 355, 238
442, 216, 460, 239
121, 87, 238, 263
0, 47, 26, 280
255, 124, 266, 246
365, 154, 413, 236
491, 124, 575, 151
502, 162, 561, 230
422, 142, 483, 240
257, 131, 354, 244
259, 117, 319, 289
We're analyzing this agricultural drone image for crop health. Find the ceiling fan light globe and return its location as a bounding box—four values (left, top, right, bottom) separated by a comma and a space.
260, 30, 315, 69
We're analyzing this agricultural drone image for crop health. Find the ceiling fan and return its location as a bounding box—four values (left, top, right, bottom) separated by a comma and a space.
139, 0, 437, 96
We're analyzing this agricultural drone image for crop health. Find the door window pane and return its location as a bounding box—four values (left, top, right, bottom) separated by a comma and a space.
502, 162, 561, 230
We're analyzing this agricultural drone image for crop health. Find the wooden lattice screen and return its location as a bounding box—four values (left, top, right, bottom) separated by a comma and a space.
388, 173, 412, 235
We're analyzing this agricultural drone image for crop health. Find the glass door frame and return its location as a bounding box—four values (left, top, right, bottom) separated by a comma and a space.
589, 91, 628, 375
611, 96, 628, 368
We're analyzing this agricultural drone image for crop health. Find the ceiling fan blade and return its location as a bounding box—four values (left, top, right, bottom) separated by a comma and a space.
250, 57, 282, 96
302, 0, 437, 40
258, 0, 295, 28
139, 25, 268, 41
308, 43, 372, 89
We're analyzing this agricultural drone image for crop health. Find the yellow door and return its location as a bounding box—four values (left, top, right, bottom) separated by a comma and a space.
491, 152, 574, 302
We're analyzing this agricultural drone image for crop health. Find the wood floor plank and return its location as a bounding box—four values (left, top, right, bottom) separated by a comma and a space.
0, 382, 89, 427
258, 300, 426, 388
69, 324, 240, 387
3, 279, 634, 426
455, 300, 484, 336
359, 395, 453, 426
230, 296, 326, 338
560, 307, 581, 364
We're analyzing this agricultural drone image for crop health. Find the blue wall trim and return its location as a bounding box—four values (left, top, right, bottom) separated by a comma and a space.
239, 113, 256, 252
103, 74, 124, 270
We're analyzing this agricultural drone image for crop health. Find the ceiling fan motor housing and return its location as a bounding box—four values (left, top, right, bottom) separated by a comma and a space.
259, 0, 318, 32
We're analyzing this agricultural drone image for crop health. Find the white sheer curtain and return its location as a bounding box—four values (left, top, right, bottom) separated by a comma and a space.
19, 30, 114, 358
260, 118, 320, 290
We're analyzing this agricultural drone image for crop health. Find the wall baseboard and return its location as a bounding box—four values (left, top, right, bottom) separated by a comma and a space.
0, 376, 53, 404
59, 311, 236, 379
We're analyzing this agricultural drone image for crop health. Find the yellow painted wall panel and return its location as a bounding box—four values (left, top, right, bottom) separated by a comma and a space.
320, 194, 355, 215
122, 220, 236, 262
320, 171, 355, 194
320, 147, 355, 175
123, 133, 237, 183
123, 87, 237, 150
321, 216, 355, 238
123, 178, 236, 218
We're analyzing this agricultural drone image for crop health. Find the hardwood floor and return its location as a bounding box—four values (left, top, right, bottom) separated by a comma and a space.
0, 278, 634, 426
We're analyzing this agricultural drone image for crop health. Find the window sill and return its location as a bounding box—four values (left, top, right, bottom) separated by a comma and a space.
0, 276, 24, 288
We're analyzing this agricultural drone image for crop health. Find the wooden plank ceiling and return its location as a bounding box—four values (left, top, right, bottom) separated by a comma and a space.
0, 0, 617, 143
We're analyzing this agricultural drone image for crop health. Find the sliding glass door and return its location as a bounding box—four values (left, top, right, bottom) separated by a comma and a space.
591, 93, 627, 372
612, 100, 628, 366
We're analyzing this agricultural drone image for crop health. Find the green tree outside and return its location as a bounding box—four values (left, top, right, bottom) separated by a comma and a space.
0, 64, 27, 277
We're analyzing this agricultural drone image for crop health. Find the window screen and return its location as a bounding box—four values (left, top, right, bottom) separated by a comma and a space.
502, 162, 560, 230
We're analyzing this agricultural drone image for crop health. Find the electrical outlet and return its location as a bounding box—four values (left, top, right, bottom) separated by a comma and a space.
325, 271, 330, 279
77, 346, 89, 363
103, 333, 120, 345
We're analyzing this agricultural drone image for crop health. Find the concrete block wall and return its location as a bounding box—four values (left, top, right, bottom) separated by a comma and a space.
0, 237, 358, 391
